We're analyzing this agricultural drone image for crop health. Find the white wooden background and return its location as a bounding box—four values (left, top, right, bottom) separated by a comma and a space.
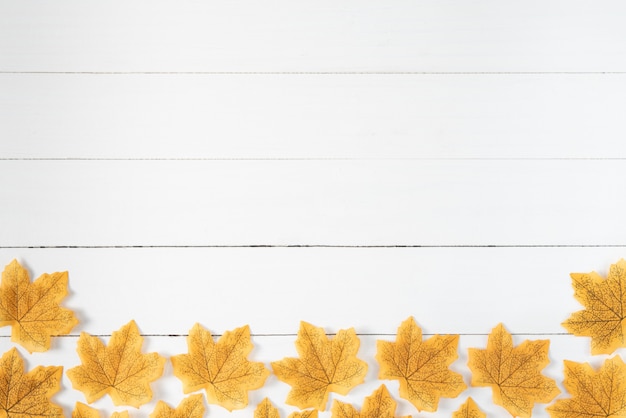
1, 1, 626, 416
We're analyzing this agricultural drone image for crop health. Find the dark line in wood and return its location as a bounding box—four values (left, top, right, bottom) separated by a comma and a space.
1, 71, 625, 75
1, 245, 625, 249
1, 157, 625, 162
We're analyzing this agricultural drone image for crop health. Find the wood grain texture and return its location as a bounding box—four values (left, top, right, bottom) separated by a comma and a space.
1, 0, 626, 72
1, 160, 624, 247
1, 74, 625, 159
2, 247, 620, 336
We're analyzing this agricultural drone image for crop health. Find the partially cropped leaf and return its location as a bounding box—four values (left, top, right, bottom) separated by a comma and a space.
468, 323, 559, 417
0, 259, 78, 352
271, 321, 368, 410
67, 320, 165, 407
376, 317, 466, 412
73, 402, 100, 418
150, 395, 205, 418
546, 356, 626, 418
0, 348, 63, 418
72, 403, 130, 418
254, 398, 318, 418
453, 398, 486, 418
562, 259, 626, 354
255, 398, 280, 418
331, 384, 411, 418
171, 323, 269, 411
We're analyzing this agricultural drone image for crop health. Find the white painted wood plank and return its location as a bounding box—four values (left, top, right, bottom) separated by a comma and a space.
1, 1, 626, 72
2, 74, 626, 159
0, 247, 621, 336
0, 333, 607, 417
1, 160, 624, 246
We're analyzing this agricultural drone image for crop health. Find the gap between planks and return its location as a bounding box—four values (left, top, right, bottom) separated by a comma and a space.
2, 71, 626, 75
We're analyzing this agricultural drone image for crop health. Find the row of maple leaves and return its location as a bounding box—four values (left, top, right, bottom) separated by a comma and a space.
1, 258, 625, 418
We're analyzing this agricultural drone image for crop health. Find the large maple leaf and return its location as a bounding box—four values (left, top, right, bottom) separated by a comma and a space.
467, 323, 559, 417
66, 320, 165, 408
0, 347, 63, 418
254, 398, 318, 418
171, 323, 269, 411
562, 258, 626, 355
0, 259, 78, 352
375, 317, 466, 412
271, 321, 368, 411
150, 395, 205, 418
330, 384, 411, 418
546, 356, 626, 418
452, 398, 486, 418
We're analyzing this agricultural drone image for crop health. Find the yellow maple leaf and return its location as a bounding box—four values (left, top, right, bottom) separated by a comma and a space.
67, 320, 165, 408
562, 259, 626, 355
255, 398, 280, 418
271, 321, 368, 410
0, 347, 63, 418
468, 323, 559, 417
0, 259, 78, 352
73, 402, 100, 418
546, 356, 626, 418
254, 398, 318, 418
331, 384, 411, 418
375, 317, 466, 412
171, 323, 269, 411
453, 398, 486, 418
72, 403, 130, 418
150, 394, 205, 418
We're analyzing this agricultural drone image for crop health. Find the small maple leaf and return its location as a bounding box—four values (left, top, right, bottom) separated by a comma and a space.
331, 384, 411, 418
0, 347, 63, 418
562, 258, 626, 355
72, 403, 130, 418
67, 320, 165, 408
375, 317, 466, 412
255, 398, 280, 418
171, 323, 269, 411
271, 321, 368, 411
254, 398, 318, 418
453, 398, 486, 418
150, 394, 205, 418
546, 356, 626, 418
73, 402, 100, 418
0, 259, 78, 352
468, 323, 559, 417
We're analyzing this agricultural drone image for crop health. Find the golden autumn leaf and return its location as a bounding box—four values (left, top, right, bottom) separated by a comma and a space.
171, 323, 269, 411
254, 398, 318, 418
72, 402, 130, 418
255, 399, 280, 418
468, 323, 559, 417
150, 395, 205, 418
0, 347, 63, 418
453, 398, 486, 418
0, 259, 78, 352
562, 259, 626, 355
67, 320, 165, 408
375, 317, 466, 412
271, 321, 368, 411
331, 384, 411, 418
546, 356, 626, 418
73, 402, 100, 418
